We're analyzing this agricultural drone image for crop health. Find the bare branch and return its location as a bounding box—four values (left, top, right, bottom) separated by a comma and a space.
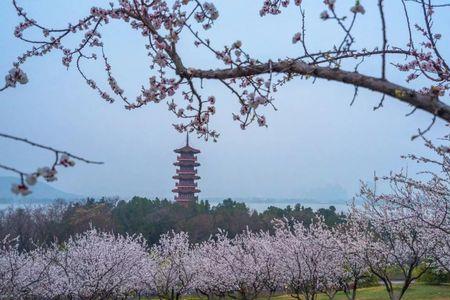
378, 0, 388, 79
0, 133, 103, 165
186, 60, 450, 122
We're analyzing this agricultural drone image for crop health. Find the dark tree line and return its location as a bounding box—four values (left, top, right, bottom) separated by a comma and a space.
0, 197, 345, 251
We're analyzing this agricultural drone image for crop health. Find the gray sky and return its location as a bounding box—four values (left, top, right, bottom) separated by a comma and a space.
0, 1, 448, 200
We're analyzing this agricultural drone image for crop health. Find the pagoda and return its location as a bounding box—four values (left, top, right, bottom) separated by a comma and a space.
172, 134, 201, 204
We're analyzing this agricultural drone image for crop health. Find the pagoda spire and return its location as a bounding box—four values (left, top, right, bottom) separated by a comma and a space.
172, 136, 201, 205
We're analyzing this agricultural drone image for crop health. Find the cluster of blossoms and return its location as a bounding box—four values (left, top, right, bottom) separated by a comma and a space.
3, 67, 28, 88
195, 2, 219, 30
259, 0, 364, 21
1, 198, 448, 300
319, 0, 365, 21
10, 154, 76, 196
392, 9, 449, 99
350, 1, 366, 15
259, 0, 302, 17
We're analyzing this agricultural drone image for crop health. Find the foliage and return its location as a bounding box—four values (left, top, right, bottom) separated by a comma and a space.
358, 274, 380, 289
0, 197, 345, 251
416, 266, 450, 285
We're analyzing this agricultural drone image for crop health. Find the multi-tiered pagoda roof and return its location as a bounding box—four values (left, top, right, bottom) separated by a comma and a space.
172, 134, 201, 204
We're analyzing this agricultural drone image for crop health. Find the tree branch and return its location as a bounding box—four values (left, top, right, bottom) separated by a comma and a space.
0, 132, 103, 165
187, 60, 450, 122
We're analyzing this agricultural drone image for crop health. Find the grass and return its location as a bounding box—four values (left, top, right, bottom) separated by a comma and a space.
180, 284, 450, 300
268, 283, 450, 300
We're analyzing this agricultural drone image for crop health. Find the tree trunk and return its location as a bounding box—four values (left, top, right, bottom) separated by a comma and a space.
326, 290, 337, 300
350, 278, 359, 300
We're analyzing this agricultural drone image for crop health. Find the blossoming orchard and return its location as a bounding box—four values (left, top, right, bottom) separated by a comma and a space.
1, 195, 449, 300
1, 0, 450, 299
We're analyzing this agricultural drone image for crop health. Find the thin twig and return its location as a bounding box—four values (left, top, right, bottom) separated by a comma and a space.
0, 132, 103, 165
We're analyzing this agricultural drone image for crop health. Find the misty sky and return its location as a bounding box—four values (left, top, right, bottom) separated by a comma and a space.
0, 1, 449, 201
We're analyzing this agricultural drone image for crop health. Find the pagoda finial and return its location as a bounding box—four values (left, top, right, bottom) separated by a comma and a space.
186, 132, 189, 146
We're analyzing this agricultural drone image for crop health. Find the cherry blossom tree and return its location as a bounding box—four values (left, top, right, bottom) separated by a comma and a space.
272, 218, 344, 300
146, 231, 197, 300
333, 215, 371, 300
44, 228, 149, 299
224, 230, 281, 300
193, 237, 236, 299
357, 189, 438, 300
361, 137, 450, 272
2, 0, 450, 190
0, 229, 151, 299
193, 229, 284, 300
0, 236, 34, 298
200, 230, 267, 300
250, 231, 285, 298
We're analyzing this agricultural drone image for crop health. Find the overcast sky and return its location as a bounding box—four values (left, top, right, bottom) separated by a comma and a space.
0, 1, 448, 201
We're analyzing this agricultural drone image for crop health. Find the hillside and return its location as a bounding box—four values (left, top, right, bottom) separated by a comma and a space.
0, 176, 82, 203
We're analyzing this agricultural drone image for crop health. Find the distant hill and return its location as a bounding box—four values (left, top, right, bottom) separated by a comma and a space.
0, 176, 82, 204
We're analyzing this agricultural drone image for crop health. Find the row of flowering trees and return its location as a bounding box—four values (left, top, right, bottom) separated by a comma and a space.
1, 199, 449, 300
2, 137, 450, 300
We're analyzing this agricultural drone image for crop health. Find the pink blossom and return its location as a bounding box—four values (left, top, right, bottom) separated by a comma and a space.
292, 32, 302, 44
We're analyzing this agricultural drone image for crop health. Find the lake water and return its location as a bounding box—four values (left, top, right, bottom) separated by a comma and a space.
0, 203, 46, 211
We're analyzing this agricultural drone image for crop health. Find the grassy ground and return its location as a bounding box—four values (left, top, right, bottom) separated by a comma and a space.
180, 284, 450, 299
268, 284, 450, 300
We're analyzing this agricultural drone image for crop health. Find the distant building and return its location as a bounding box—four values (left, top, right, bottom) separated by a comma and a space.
172, 134, 201, 205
